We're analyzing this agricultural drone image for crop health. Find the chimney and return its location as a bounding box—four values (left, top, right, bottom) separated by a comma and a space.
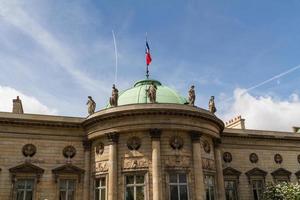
225, 115, 245, 129
293, 127, 300, 133
12, 96, 24, 114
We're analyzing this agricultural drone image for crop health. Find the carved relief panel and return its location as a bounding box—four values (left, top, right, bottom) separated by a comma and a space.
122, 157, 150, 171
95, 160, 109, 174
164, 155, 191, 169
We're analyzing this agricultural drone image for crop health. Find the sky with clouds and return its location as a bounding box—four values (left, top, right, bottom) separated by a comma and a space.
0, 0, 299, 131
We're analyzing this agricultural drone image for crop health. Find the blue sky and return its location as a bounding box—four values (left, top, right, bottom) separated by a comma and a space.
0, 0, 300, 130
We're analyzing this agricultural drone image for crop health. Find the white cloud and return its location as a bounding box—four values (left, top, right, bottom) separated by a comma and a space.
0, 85, 57, 115
222, 88, 300, 132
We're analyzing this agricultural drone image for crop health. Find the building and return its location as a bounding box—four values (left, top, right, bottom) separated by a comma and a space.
0, 78, 299, 200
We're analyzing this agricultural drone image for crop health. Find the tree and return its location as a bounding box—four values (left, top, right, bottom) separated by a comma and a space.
262, 182, 300, 200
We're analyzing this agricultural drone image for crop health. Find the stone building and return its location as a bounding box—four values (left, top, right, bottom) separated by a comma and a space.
0, 79, 299, 200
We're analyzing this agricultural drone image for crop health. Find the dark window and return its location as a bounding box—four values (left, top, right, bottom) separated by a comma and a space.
59, 179, 75, 200
225, 180, 238, 200
252, 180, 263, 200
169, 173, 188, 200
125, 174, 145, 200
95, 177, 106, 200
16, 179, 34, 200
205, 175, 215, 200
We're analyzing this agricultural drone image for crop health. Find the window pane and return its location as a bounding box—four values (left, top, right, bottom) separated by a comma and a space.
179, 174, 187, 183
100, 188, 106, 200
126, 176, 134, 185
68, 180, 75, 190
125, 187, 134, 200
100, 177, 106, 186
96, 179, 100, 188
136, 186, 144, 200
26, 180, 34, 190
170, 185, 178, 200
60, 191, 66, 200
136, 175, 145, 184
67, 191, 75, 200
95, 188, 99, 200
25, 191, 33, 200
17, 191, 24, 200
17, 180, 25, 189
169, 174, 177, 183
60, 180, 67, 190
180, 185, 188, 200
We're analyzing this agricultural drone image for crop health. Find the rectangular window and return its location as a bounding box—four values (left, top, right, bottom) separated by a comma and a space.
125, 174, 145, 200
225, 180, 238, 200
204, 175, 215, 200
95, 177, 106, 200
169, 173, 188, 200
59, 179, 76, 200
16, 179, 34, 200
252, 180, 263, 200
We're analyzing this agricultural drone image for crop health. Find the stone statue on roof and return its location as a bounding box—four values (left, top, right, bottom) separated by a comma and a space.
188, 85, 195, 106
209, 96, 217, 114
147, 82, 157, 103
87, 96, 96, 115
110, 84, 119, 107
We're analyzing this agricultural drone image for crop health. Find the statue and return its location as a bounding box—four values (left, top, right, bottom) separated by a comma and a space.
147, 82, 157, 103
209, 96, 217, 114
188, 85, 195, 106
109, 84, 119, 107
86, 96, 96, 115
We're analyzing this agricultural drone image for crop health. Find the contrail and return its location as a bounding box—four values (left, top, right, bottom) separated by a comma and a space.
112, 30, 118, 85
225, 64, 300, 101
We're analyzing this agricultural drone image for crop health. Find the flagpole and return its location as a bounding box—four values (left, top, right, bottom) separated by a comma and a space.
145, 32, 149, 79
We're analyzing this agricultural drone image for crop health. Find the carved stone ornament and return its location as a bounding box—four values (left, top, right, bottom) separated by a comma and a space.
202, 140, 211, 153
202, 158, 215, 170
249, 153, 259, 163
297, 155, 300, 164
223, 152, 232, 163
95, 143, 104, 155
274, 154, 283, 164
122, 157, 149, 171
63, 145, 76, 159
165, 156, 191, 169
127, 136, 141, 151
169, 136, 184, 150
22, 144, 37, 157
95, 161, 109, 173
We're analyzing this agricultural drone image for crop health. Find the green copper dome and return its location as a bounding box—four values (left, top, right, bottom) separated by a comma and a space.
106, 79, 188, 108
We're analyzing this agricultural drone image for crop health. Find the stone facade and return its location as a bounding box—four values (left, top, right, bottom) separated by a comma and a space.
0, 103, 299, 200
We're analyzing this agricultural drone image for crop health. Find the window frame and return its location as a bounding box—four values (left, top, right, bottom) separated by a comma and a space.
94, 175, 107, 200
204, 174, 216, 200
167, 172, 190, 200
124, 172, 148, 200
14, 178, 35, 200
250, 179, 264, 200
58, 178, 77, 200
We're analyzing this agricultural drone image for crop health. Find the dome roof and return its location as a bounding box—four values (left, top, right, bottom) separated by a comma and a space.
106, 79, 188, 108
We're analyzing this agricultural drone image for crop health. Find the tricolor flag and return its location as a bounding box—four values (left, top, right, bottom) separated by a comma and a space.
145, 41, 152, 66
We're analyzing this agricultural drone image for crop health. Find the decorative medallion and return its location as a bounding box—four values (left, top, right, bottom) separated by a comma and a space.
249, 153, 258, 163
223, 152, 232, 163
95, 142, 104, 155
169, 136, 184, 150
63, 145, 76, 159
274, 154, 283, 164
127, 136, 141, 150
202, 140, 211, 153
298, 155, 300, 164
22, 144, 37, 157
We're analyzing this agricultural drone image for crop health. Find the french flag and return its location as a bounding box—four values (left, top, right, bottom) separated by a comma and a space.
145, 41, 152, 66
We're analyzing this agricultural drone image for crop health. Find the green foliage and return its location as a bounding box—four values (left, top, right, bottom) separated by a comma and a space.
262, 182, 300, 200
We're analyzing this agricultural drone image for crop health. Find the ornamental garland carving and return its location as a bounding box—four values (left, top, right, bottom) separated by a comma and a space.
202, 158, 215, 170
249, 153, 258, 163
127, 136, 141, 151
63, 145, 76, 159
202, 140, 211, 153
223, 152, 232, 163
274, 154, 283, 164
22, 144, 37, 157
169, 136, 184, 150
122, 157, 149, 171
95, 142, 104, 155
95, 161, 109, 173
164, 156, 191, 169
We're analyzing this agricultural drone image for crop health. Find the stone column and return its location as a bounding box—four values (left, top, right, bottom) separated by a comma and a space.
82, 138, 91, 200
214, 138, 226, 200
150, 129, 162, 200
106, 132, 119, 200
190, 131, 205, 200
